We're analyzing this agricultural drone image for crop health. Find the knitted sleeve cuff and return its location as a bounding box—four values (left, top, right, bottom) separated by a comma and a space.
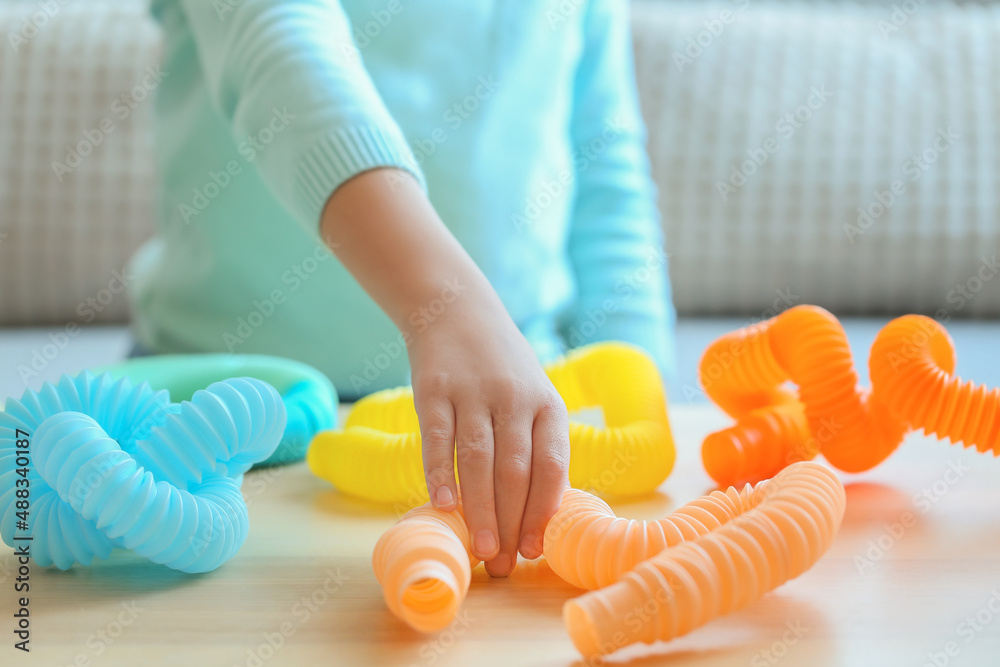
293, 124, 426, 232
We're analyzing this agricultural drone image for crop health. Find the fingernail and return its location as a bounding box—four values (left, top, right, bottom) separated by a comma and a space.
519, 533, 543, 558
474, 529, 497, 558
434, 486, 454, 508
490, 553, 512, 577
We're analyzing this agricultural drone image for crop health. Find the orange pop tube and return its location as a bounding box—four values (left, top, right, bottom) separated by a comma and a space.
373, 461, 845, 651
699, 305, 908, 486
701, 402, 812, 489
869, 314, 1000, 454
371, 502, 479, 633
544, 486, 749, 590
309, 342, 674, 506
701, 306, 998, 486
562, 461, 845, 658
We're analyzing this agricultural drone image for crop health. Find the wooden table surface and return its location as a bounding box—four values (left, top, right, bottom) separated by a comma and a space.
4, 404, 1000, 667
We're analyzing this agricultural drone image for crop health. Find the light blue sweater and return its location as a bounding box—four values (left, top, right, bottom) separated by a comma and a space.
131, 0, 676, 397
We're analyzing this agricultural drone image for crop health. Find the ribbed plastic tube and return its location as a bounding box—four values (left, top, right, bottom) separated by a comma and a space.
371, 461, 844, 649
98, 354, 337, 467
371, 502, 479, 632
0, 372, 285, 572
309, 342, 675, 505
545, 485, 750, 591
701, 402, 812, 489
563, 462, 846, 658
870, 315, 1000, 454
699, 305, 908, 485
701, 306, 998, 486
545, 342, 675, 496
308, 386, 427, 506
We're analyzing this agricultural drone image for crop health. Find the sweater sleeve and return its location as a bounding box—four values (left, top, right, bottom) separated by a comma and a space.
564, 0, 676, 377
172, 0, 424, 232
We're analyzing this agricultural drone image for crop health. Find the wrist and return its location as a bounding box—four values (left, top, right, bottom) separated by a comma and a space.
404, 280, 514, 347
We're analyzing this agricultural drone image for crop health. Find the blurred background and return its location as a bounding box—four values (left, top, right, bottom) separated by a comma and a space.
1, 0, 998, 400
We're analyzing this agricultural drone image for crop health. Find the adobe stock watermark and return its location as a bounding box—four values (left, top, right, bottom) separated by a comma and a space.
55, 601, 145, 667
17, 267, 135, 385
572, 580, 687, 665
545, 0, 585, 29
681, 287, 800, 401
578, 448, 641, 496
384, 76, 502, 192
944, 254, 998, 312
390, 483, 434, 521
213, 0, 243, 20
512, 115, 627, 232
877, 255, 1000, 375
859, 255, 1000, 380
7, 0, 74, 54
877, 0, 930, 40
51, 66, 169, 182
854, 459, 970, 574
85, 602, 144, 658
338, 0, 413, 60
923, 589, 1000, 667
223, 243, 332, 351
717, 85, 833, 201
61, 453, 225, 566
750, 619, 810, 666
348, 278, 466, 394
672, 0, 751, 72
236, 568, 350, 667
405, 611, 475, 667
563, 245, 670, 349
844, 126, 959, 244
243, 467, 283, 509
781, 414, 841, 469
180, 107, 296, 223
188, 511, 233, 564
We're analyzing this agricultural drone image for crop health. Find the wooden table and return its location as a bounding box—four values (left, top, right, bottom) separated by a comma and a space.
4, 404, 1000, 667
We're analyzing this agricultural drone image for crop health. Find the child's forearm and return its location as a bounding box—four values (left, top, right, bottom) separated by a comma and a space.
319, 168, 570, 578
319, 169, 502, 334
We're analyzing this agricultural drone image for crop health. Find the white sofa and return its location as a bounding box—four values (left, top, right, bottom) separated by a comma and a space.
1, 0, 999, 401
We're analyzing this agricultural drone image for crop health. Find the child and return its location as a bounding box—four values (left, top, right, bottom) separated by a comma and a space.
130, 0, 676, 577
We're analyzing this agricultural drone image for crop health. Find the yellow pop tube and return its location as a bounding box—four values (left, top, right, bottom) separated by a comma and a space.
308, 342, 675, 506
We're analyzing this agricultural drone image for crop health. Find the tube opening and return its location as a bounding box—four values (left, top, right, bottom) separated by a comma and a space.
702, 429, 744, 485
396, 561, 463, 633
401, 578, 456, 614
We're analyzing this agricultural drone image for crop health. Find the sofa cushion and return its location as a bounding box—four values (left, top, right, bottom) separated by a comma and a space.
0, 0, 158, 325
632, 0, 1000, 316
1, 1, 998, 324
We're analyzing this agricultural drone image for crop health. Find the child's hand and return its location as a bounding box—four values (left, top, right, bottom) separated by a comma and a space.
321, 169, 569, 577
408, 298, 570, 577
